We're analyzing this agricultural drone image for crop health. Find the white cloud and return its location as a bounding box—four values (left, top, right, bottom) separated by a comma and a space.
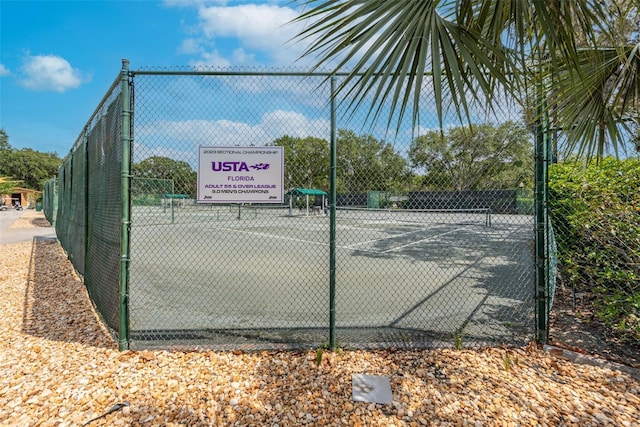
167, 1, 396, 72
231, 48, 255, 65
189, 50, 232, 69
198, 4, 297, 40
178, 38, 232, 68
135, 109, 330, 164
192, 3, 309, 66
260, 110, 329, 139
178, 38, 203, 55
0, 64, 10, 77
18, 54, 90, 92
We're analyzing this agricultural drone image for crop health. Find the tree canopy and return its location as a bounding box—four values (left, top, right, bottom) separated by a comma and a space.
273, 135, 330, 190
132, 156, 197, 196
0, 177, 23, 196
0, 129, 9, 152
272, 130, 410, 194
409, 122, 533, 191
0, 129, 61, 191
335, 129, 410, 193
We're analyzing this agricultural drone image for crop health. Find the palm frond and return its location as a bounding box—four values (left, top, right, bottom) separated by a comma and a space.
292, 0, 629, 159
541, 44, 640, 158
293, 0, 516, 131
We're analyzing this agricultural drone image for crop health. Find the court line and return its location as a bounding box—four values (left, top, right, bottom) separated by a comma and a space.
341, 224, 474, 254
179, 221, 480, 255
217, 225, 381, 253
382, 226, 472, 253
215, 225, 328, 247
343, 227, 439, 249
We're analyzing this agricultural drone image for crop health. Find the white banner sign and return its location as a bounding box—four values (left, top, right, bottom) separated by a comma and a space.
197, 146, 284, 203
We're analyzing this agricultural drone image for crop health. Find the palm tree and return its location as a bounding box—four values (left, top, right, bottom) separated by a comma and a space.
292, 0, 640, 158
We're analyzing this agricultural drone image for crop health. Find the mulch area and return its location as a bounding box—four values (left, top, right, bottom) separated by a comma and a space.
549, 283, 640, 369
1, 212, 638, 426
7, 209, 52, 229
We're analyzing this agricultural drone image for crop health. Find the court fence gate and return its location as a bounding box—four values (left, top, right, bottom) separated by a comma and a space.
43, 59, 553, 351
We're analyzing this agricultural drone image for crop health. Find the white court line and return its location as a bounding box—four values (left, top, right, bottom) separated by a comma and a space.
343, 224, 471, 251
343, 227, 434, 249
216, 223, 472, 254
216, 225, 328, 247
381, 226, 471, 253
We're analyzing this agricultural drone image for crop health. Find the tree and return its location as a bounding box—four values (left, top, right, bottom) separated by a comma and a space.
573, 0, 639, 46
132, 156, 197, 196
336, 129, 410, 194
272, 135, 330, 190
272, 131, 410, 195
409, 122, 533, 191
0, 129, 9, 152
293, 0, 640, 159
0, 129, 13, 174
0, 177, 22, 196
0, 130, 61, 190
0, 149, 61, 190
541, 0, 640, 157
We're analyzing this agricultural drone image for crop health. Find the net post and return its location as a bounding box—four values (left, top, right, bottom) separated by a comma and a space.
172, 181, 176, 224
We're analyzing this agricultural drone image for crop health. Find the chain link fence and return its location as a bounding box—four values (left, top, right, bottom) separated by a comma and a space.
44, 61, 543, 351
44, 75, 125, 337
42, 178, 57, 227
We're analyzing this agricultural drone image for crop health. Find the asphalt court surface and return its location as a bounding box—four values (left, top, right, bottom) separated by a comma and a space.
128, 206, 535, 345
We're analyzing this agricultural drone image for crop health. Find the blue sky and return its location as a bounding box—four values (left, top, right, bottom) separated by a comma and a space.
1, 0, 532, 164
0, 0, 322, 156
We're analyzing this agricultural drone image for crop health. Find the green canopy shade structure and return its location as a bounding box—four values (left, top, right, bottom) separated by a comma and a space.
285, 188, 328, 197
161, 193, 189, 213
162, 193, 189, 199
285, 188, 327, 216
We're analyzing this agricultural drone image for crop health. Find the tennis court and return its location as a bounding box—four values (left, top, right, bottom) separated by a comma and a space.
128, 204, 534, 348
44, 66, 551, 351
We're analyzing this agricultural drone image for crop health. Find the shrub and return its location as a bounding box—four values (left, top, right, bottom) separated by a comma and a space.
548, 157, 640, 343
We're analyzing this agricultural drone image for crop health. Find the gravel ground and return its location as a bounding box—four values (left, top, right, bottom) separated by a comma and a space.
1, 212, 639, 426
7, 210, 51, 229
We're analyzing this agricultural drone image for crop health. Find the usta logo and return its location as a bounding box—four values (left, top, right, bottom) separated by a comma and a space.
211, 162, 270, 172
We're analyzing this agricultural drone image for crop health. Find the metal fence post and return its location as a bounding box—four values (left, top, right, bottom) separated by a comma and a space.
172, 181, 176, 224
119, 59, 132, 351
534, 105, 549, 343
83, 125, 90, 291
329, 75, 337, 350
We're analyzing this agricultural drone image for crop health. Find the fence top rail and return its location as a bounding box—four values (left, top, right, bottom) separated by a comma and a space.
130, 69, 341, 77
68, 71, 122, 156
128, 68, 440, 78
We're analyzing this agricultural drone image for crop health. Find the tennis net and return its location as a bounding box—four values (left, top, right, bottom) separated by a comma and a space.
336, 207, 492, 228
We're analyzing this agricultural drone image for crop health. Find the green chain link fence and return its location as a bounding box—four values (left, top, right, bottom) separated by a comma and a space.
44, 60, 549, 351
44, 72, 126, 336
42, 178, 57, 227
